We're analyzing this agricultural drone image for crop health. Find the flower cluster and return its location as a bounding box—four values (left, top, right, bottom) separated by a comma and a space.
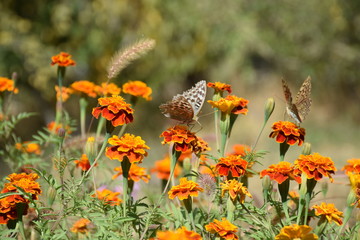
0, 77, 19, 93
221, 179, 252, 203
0, 173, 42, 224
269, 121, 305, 146
106, 134, 149, 163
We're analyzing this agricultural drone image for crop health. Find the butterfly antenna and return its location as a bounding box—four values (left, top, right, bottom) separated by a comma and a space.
198, 109, 218, 118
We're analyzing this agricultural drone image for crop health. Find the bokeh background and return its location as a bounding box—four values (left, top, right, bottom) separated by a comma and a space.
1, 0, 360, 209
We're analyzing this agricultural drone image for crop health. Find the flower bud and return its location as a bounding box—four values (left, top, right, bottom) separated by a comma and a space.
182, 157, 192, 174
262, 175, 271, 192
85, 137, 96, 164
301, 142, 311, 155
264, 98, 275, 122
47, 186, 57, 206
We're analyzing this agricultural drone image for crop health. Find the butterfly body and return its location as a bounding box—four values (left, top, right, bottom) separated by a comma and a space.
282, 77, 312, 125
159, 80, 207, 124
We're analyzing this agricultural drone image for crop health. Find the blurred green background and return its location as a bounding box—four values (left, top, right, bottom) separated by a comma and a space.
1, 0, 360, 202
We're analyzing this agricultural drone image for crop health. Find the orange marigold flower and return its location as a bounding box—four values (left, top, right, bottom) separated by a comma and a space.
260, 162, 301, 184
160, 125, 203, 153
106, 134, 149, 164
342, 158, 360, 175
94, 82, 121, 96
221, 179, 252, 203
293, 153, 336, 182
208, 95, 249, 115
15, 142, 41, 155
230, 144, 251, 157
207, 82, 232, 94
122, 80, 152, 101
151, 155, 181, 180
55, 85, 73, 102
215, 155, 248, 178
47, 121, 72, 135
269, 121, 305, 146
0, 77, 19, 93
205, 218, 238, 240
168, 177, 204, 200
155, 226, 202, 240
3, 173, 42, 200
92, 189, 122, 206
0, 194, 29, 224
74, 154, 96, 171
92, 95, 134, 127
312, 202, 343, 225
348, 173, 360, 208
112, 164, 150, 183
70, 80, 97, 98
70, 218, 92, 234
51, 52, 76, 67
275, 224, 318, 240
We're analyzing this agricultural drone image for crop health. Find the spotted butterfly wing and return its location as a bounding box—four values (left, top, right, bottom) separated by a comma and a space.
159, 80, 207, 123
282, 77, 312, 124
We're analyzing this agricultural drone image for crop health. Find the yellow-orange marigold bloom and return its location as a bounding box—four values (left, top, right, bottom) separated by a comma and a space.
92, 189, 122, 206
205, 218, 238, 240
94, 82, 121, 96
47, 121, 72, 135
151, 155, 181, 180
312, 202, 343, 225
15, 142, 41, 155
342, 158, 360, 175
207, 82, 232, 94
0, 194, 29, 224
293, 153, 336, 182
208, 95, 248, 115
70, 218, 91, 234
112, 164, 150, 183
70, 80, 97, 98
230, 144, 251, 157
51, 52, 76, 67
74, 154, 95, 171
155, 226, 202, 240
160, 125, 201, 153
221, 179, 252, 203
55, 85, 73, 102
275, 224, 318, 240
106, 134, 149, 164
168, 178, 204, 200
349, 173, 360, 208
0, 77, 19, 93
4, 173, 41, 200
122, 80, 152, 101
269, 121, 305, 146
260, 162, 301, 184
92, 95, 134, 127
215, 155, 248, 178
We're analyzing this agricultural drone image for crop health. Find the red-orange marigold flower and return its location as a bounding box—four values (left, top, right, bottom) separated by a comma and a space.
342, 158, 360, 175
155, 226, 202, 240
0, 194, 29, 224
168, 178, 204, 200
70, 218, 92, 234
215, 155, 248, 178
74, 154, 96, 171
312, 202, 343, 225
112, 164, 150, 183
70, 80, 97, 98
92, 95, 134, 127
0, 77, 19, 93
106, 134, 149, 163
15, 142, 41, 155
122, 80, 152, 101
51, 52, 76, 67
221, 179, 252, 203
160, 125, 201, 153
275, 224, 318, 240
269, 121, 305, 146
55, 85, 73, 102
293, 153, 336, 182
4, 173, 42, 200
208, 95, 249, 115
92, 189, 122, 206
260, 161, 301, 184
151, 155, 181, 180
94, 82, 121, 96
207, 82, 232, 94
205, 218, 238, 240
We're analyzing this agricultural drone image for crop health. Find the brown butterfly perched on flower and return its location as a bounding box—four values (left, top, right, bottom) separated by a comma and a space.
159, 80, 207, 124
282, 76, 312, 125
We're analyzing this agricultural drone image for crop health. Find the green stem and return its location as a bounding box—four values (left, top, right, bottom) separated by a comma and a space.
118, 123, 127, 137
226, 198, 236, 222
214, 109, 220, 153
79, 97, 88, 139
96, 117, 106, 139
121, 157, 131, 216
219, 113, 230, 157
253, 121, 266, 150
55, 67, 66, 125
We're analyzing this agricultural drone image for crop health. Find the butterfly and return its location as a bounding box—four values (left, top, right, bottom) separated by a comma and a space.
159, 80, 207, 124
282, 76, 312, 125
